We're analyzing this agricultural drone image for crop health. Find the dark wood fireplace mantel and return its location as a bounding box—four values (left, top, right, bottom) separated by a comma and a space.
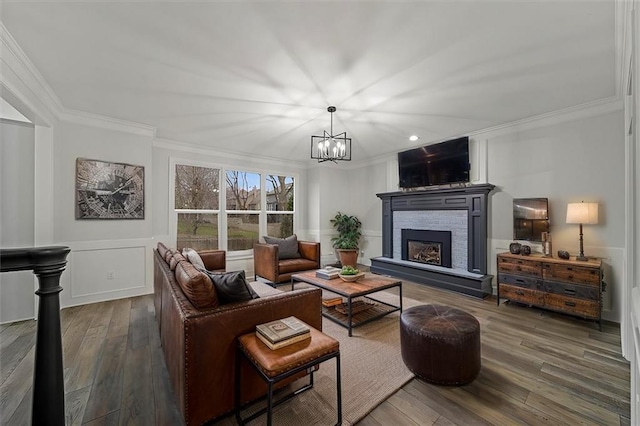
371, 183, 495, 298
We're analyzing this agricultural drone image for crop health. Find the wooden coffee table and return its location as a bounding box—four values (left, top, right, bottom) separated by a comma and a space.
291, 271, 403, 336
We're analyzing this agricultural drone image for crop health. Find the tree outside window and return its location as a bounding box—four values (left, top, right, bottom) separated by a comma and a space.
175, 165, 219, 250
226, 170, 260, 250
175, 165, 296, 251
266, 175, 294, 238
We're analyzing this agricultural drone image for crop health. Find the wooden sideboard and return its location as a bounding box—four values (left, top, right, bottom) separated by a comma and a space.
496, 252, 604, 330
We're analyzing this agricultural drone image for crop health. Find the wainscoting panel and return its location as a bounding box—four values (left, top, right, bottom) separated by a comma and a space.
71, 246, 145, 298
59, 238, 154, 308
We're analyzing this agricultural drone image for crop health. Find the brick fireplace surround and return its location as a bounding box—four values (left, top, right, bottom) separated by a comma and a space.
371, 184, 495, 298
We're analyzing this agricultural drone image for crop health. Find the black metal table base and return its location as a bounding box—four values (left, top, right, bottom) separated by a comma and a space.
235, 348, 342, 426
291, 277, 403, 337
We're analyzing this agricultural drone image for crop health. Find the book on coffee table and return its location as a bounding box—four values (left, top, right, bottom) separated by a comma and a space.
316, 266, 340, 280
256, 316, 310, 344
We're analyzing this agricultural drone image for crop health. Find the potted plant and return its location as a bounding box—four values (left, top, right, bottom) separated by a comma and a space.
338, 265, 364, 282
330, 212, 362, 267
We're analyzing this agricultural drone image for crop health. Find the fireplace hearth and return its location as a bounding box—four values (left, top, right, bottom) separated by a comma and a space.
401, 229, 452, 268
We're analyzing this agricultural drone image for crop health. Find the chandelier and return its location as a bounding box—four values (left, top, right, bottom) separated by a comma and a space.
310, 106, 352, 163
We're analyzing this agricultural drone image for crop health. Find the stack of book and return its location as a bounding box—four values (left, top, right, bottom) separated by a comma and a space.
255, 316, 311, 350
316, 266, 340, 280
322, 297, 343, 307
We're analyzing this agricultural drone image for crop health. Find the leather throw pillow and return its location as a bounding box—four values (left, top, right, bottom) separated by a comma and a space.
263, 234, 301, 260
200, 270, 259, 305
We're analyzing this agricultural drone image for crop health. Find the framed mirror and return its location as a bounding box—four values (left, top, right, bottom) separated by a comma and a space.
513, 198, 549, 242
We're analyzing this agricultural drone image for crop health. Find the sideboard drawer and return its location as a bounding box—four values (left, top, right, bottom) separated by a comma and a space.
542, 263, 600, 285
544, 280, 599, 301
544, 293, 599, 319
497, 257, 542, 277
499, 273, 543, 291
499, 284, 544, 307
497, 252, 603, 329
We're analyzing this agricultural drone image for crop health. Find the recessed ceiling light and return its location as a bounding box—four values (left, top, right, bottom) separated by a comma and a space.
409, 135, 419, 142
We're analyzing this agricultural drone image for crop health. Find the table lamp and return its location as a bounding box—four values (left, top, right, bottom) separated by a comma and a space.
565, 201, 598, 261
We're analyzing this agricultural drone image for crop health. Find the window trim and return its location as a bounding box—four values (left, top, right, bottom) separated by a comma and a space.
170, 157, 298, 258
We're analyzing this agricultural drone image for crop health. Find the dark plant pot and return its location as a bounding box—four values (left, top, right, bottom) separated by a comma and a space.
509, 242, 521, 254
337, 249, 359, 267
521, 245, 531, 256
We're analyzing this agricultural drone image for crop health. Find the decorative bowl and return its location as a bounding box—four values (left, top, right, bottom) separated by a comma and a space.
339, 272, 365, 282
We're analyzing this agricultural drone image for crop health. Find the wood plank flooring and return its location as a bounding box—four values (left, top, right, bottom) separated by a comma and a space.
0, 281, 630, 425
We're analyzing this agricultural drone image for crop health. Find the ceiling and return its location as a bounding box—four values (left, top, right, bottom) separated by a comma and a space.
1, 1, 618, 164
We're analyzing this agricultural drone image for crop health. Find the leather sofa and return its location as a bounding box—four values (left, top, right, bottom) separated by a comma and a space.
153, 242, 322, 425
253, 240, 321, 285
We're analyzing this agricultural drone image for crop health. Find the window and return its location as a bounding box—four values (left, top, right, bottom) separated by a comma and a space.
175, 165, 220, 251
226, 170, 261, 251
266, 175, 294, 238
174, 164, 296, 252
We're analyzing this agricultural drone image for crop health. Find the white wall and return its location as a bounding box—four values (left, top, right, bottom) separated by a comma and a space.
622, 0, 639, 422
52, 119, 156, 308
350, 106, 625, 323
345, 159, 391, 266
0, 119, 36, 322
307, 165, 352, 265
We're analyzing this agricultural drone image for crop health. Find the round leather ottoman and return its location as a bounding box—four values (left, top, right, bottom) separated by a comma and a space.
400, 304, 480, 385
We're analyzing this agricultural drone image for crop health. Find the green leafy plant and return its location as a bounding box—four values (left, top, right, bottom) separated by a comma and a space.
340, 265, 360, 275
330, 212, 362, 250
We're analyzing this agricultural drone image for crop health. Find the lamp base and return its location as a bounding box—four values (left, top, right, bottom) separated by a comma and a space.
576, 223, 588, 262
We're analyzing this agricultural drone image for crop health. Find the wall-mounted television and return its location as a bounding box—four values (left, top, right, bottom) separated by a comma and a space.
398, 136, 470, 189
513, 198, 549, 242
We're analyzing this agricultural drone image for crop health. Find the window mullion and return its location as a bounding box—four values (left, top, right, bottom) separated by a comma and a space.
219, 168, 227, 251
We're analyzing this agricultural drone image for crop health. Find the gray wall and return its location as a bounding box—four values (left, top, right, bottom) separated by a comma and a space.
0, 119, 35, 322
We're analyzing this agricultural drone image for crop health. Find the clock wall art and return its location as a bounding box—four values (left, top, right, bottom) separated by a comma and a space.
75, 158, 145, 219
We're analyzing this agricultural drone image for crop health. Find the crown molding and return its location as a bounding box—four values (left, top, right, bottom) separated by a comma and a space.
353, 96, 623, 170
154, 137, 308, 170
469, 96, 623, 140
615, 0, 632, 98
59, 109, 156, 138
1, 22, 158, 137
0, 22, 63, 123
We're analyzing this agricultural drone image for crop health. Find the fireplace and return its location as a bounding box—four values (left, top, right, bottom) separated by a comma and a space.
401, 229, 452, 268
371, 184, 495, 298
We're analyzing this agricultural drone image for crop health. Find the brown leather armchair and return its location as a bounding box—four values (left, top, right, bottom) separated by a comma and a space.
196, 249, 226, 272
253, 240, 320, 285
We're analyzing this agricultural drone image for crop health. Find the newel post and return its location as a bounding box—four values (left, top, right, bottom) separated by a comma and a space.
1, 246, 70, 426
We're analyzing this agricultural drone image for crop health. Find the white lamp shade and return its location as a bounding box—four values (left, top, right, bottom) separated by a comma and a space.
566, 202, 599, 225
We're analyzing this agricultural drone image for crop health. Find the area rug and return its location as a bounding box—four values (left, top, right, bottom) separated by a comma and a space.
241, 290, 421, 425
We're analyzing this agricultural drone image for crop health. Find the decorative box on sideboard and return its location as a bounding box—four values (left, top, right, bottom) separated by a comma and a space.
496, 252, 604, 330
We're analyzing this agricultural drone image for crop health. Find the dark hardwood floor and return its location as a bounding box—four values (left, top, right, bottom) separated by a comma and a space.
0, 280, 630, 425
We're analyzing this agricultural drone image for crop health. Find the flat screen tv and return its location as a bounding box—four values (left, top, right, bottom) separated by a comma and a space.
398, 136, 470, 189
513, 198, 549, 242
